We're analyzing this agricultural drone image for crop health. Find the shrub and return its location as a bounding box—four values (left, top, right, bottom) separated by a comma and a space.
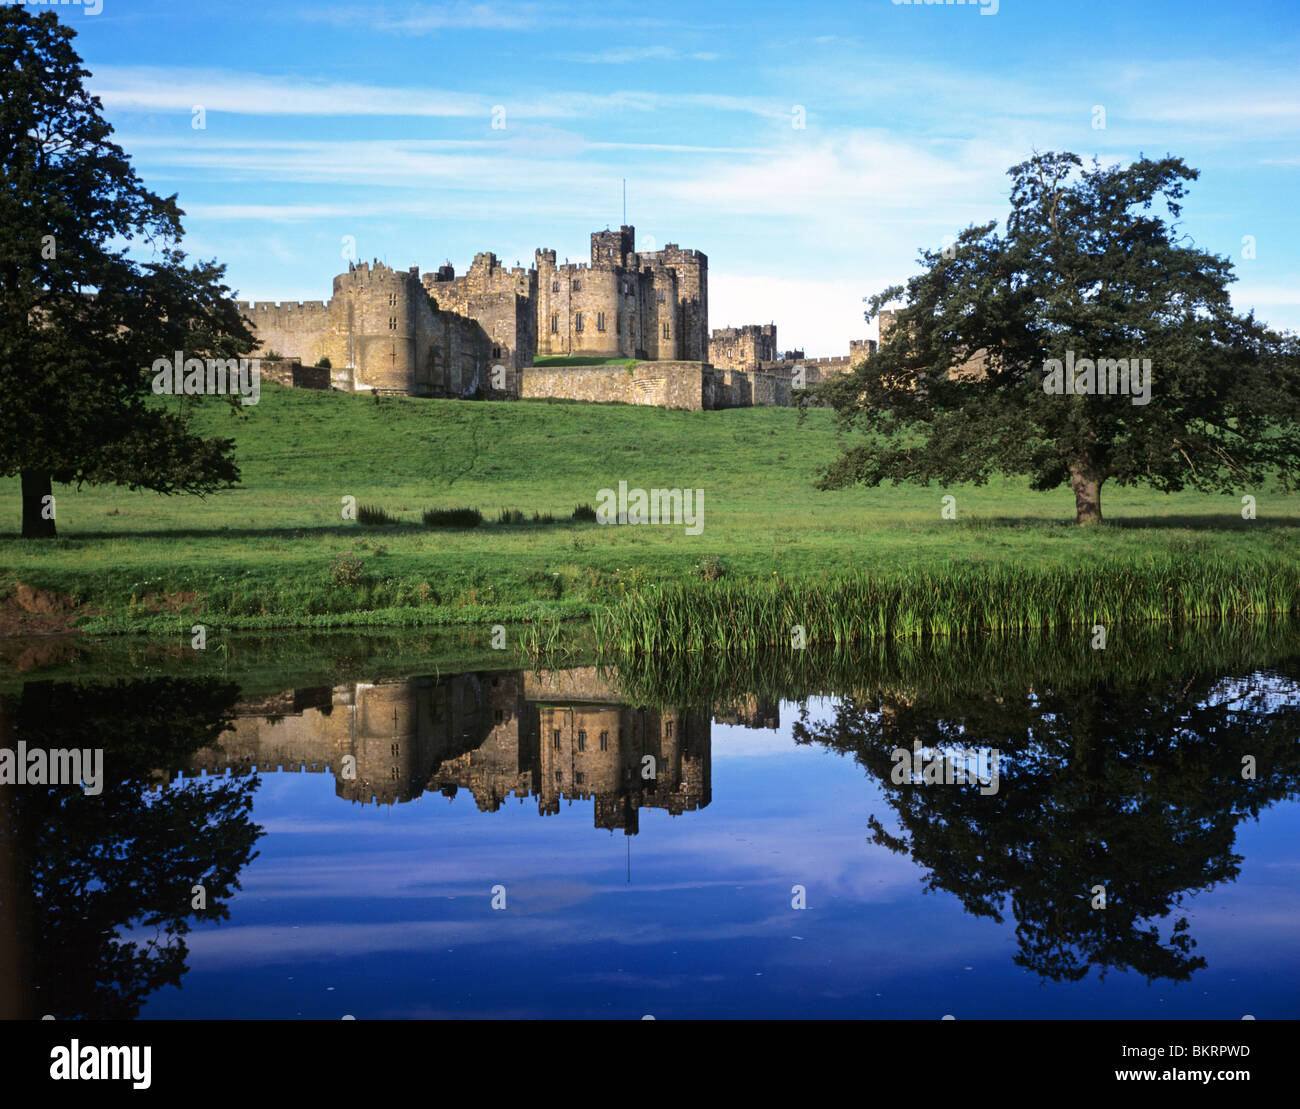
329, 551, 367, 587
357, 504, 400, 526
423, 507, 483, 528
571, 503, 597, 522
262, 349, 283, 362
695, 555, 727, 581
315, 356, 332, 369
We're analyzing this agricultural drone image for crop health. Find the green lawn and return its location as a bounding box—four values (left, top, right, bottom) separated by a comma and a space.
1, 383, 1296, 636
529, 356, 637, 367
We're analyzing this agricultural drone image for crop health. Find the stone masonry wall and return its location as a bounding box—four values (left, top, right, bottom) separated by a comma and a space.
519, 361, 708, 410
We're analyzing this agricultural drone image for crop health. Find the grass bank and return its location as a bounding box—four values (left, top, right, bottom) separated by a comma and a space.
0, 383, 1296, 639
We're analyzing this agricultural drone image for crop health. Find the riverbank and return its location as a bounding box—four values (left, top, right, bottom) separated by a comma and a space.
2, 384, 1296, 639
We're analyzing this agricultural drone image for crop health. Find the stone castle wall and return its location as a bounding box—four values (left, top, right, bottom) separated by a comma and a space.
260, 360, 331, 390
709, 324, 778, 372
520, 361, 711, 410
240, 262, 494, 397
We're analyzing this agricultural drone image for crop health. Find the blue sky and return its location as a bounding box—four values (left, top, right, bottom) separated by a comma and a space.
55, 0, 1300, 356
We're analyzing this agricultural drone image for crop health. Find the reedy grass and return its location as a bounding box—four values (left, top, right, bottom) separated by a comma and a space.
592, 554, 1300, 654
600, 618, 1300, 710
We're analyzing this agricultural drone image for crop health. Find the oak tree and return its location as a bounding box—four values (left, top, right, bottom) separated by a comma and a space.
0, 8, 254, 537
813, 152, 1300, 524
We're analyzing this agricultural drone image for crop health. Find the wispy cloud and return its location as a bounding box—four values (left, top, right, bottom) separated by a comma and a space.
303, 2, 546, 34
563, 45, 720, 64
88, 67, 778, 121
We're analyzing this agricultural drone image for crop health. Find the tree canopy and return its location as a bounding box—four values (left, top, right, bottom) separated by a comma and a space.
811, 151, 1300, 523
0, 7, 254, 537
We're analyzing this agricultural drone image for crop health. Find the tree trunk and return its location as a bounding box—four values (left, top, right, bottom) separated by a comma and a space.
20, 470, 56, 538
1069, 460, 1103, 525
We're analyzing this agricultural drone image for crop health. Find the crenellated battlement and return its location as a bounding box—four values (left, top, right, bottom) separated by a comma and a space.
240, 300, 329, 312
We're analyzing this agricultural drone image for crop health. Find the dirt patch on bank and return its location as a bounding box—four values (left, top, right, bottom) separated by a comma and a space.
139, 590, 201, 614
0, 582, 93, 638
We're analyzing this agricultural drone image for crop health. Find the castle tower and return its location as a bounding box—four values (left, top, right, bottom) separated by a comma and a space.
332, 262, 424, 393
327, 679, 439, 805
591, 226, 635, 269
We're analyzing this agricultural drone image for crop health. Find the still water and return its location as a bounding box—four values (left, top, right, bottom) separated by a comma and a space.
2, 630, 1297, 1019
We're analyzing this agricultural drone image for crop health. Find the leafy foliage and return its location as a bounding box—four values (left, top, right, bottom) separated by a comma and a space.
812, 152, 1300, 523
0, 8, 255, 535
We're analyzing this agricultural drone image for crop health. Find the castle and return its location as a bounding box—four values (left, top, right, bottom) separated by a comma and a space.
239, 226, 879, 409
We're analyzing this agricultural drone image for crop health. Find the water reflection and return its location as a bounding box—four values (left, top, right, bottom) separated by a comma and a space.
792, 668, 1300, 983
1, 629, 1297, 1018
0, 679, 262, 1019
184, 669, 718, 832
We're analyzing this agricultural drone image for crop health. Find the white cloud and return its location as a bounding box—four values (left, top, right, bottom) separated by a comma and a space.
304, 2, 546, 33
563, 45, 720, 64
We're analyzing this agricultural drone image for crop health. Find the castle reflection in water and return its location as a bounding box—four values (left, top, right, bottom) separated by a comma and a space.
170, 668, 777, 834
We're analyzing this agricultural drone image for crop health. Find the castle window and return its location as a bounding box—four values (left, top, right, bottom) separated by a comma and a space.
555, 770, 562, 781
575, 312, 583, 333
596, 312, 606, 332
657, 290, 665, 304
665, 721, 673, 738
578, 730, 587, 751
552, 281, 559, 292
492, 345, 501, 358
390, 767, 399, 780
389, 316, 397, 330
572, 279, 581, 292
389, 292, 397, 306
550, 314, 558, 334
662, 323, 670, 339
576, 772, 585, 785
391, 743, 400, 756
553, 729, 561, 749
599, 730, 609, 751
494, 708, 504, 724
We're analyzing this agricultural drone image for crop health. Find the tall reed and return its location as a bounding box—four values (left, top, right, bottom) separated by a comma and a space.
592, 554, 1300, 655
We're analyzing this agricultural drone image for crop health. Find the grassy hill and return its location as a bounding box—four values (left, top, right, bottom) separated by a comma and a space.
1, 383, 1296, 636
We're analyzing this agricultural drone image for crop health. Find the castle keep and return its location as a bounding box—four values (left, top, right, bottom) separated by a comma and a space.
240, 225, 874, 408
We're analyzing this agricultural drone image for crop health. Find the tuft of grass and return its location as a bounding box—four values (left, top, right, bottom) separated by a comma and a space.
423, 507, 484, 528
498, 508, 555, 525
571, 503, 597, 522
357, 504, 400, 526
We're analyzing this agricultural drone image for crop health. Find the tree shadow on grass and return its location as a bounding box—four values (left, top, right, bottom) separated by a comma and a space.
1, 518, 597, 543
0, 523, 431, 543
951, 514, 1297, 532
1104, 515, 1297, 531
